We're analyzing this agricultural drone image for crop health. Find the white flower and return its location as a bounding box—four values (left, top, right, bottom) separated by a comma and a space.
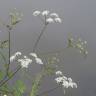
50, 13, 59, 18
84, 41, 87, 44
18, 59, 27, 68
54, 17, 62, 23
68, 82, 74, 88
76, 44, 82, 48
15, 51, 22, 56
55, 70, 77, 90
29, 53, 37, 58
10, 52, 22, 62
62, 76, 67, 80
85, 51, 88, 55
62, 81, 69, 88
4, 95, 7, 96
68, 77, 72, 82
29, 52, 43, 65
55, 78, 60, 83
56, 71, 63, 75
46, 18, 54, 23
73, 82, 77, 88
33, 10, 40, 16
55, 77, 63, 83
35, 57, 43, 64
68, 82, 77, 88
33, 10, 62, 24
18, 56, 32, 68
42, 10, 49, 16
10, 55, 16, 62
81, 47, 84, 50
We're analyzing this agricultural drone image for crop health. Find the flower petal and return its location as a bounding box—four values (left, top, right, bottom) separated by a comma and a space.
54, 17, 62, 23
46, 18, 54, 23
33, 10, 40, 16
42, 10, 49, 16
50, 13, 59, 18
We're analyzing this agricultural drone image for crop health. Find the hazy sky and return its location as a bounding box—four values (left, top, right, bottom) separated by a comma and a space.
0, 0, 96, 96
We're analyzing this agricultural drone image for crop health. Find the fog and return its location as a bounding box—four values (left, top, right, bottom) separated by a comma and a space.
0, 0, 96, 96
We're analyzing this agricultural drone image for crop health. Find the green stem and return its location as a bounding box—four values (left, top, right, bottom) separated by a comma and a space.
0, 50, 7, 65
39, 48, 67, 57
30, 71, 44, 96
37, 85, 60, 96
33, 24, 48, 52
0, 31, 10, 84
0, 51, 8, 83
0, 65, 21, 87
0, 89, 14, 94
6, 30, 11, 76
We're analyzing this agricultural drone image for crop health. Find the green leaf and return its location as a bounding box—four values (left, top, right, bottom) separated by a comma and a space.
45, 66, 55, 76
0, 70, 4, 80
7, 71, 13, 78
15, 80, 26, 96
0, 84, 14, 95
0, 40, 9, 49
30, 74, 42, 96
14, 88, 22, 96
0, 84, 8, 91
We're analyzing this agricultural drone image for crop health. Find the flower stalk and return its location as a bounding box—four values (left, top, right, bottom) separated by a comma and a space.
0, 65, 21, 87
7, 30, 11, 76
33, 24, 48, 52
37, 85, 60, 96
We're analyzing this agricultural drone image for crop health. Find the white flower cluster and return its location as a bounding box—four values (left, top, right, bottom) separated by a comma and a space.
55, 71, 77, 89
10, 51, 22, 62
9, 8, 23, 25
76, 38, 88, 55
18, 56, 32, 68
29, 53, 43, 64
33, 10, 62, 24
3, 95, 7, 96
10, 52, 43, 68
68, 36, 88, 56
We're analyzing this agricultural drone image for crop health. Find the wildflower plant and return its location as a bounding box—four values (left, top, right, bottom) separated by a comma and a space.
55, 71, 77, 94
0, 8, 88, 96
67, 34, 88, 57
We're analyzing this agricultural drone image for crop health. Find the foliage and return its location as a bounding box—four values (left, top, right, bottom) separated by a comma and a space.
13, 80, 26, 96
0, 8, 88, 96
30, 74, 43, 96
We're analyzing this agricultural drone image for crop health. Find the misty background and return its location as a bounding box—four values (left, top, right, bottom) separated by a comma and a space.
0, 0, 96, 96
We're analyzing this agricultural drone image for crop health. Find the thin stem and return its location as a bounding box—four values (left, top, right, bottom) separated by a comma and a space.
33, 24, 48, 52
0, 89, 14, 94
30, 68, 45, 96
0, 65, 21, 87
37, 85, 60, 96
0, 18, 6, 27
0, 51, 8, 83
39, 48, 68, 57
0, 31, 11, 84
0, 50, 7, 65
7, 30, 11, 76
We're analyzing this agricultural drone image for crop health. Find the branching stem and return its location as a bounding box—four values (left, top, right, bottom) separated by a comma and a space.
0, 65, 21, 87
37, 85, 60, 96
33, 24, 48, 52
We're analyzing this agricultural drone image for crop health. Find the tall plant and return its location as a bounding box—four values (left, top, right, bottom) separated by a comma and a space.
0, 9, 88, 96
